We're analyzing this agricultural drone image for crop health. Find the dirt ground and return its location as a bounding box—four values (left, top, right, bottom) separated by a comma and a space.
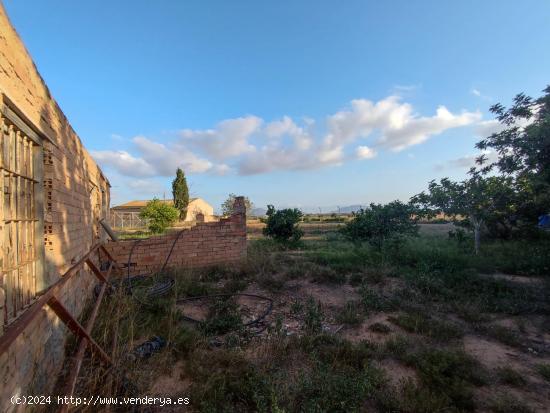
79, 225, 550, 412
152, 262, 550, 412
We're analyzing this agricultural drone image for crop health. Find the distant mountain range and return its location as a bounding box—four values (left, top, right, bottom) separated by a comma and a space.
250, 207, 268, 216
333, 205, 364, 214
249, 205, 365, 216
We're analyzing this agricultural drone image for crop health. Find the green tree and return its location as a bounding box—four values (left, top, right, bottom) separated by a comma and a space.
221, 193, 253, 217
139, 198, 179, 234
476, 86, 550, 225
411, 175, 518, 254
172, 168, 190, 220
263, 205, 303, 243
340, 201, 418, 250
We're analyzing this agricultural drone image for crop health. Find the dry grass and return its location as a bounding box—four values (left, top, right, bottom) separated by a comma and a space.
64, 230, 550, 412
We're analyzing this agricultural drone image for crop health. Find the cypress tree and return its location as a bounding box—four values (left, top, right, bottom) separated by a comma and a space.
172, 168, 189, 220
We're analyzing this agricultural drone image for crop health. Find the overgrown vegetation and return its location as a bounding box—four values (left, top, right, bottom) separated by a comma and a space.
411, 175, 520, 254
77, 227, 550, 412
222, 193, 254, 217
340, 200, 418, 250
536, 363, 550, 382
92, 86, 550, 412
139, 198, 179, 233
263, 205, 304, 243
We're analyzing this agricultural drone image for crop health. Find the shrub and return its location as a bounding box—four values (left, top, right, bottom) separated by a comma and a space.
408, 348, 487, 411
378, 379, 452, 413
139, 198, 179, 234
389, 312, 464, 342
360, 287, 396, 313
186, 350, 274, 412
262, 205, 304, 243
369, 322, 391, 333
340, 201, 418, 249
294, 364, 384, 413
536, 363, 550, 381
495, 366, 526, 387
489, 394, 533, 413
200, 297, 242, 336
336, 301, 364, 326
310, 265, 346, 284
304, 297, 323, 333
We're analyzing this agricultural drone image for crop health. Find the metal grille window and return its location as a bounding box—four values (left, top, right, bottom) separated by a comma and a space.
0, 99, 44, 325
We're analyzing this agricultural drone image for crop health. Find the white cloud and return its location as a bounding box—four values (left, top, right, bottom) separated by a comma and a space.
180, 116, 261, 160
379, 105, 481, 151
238, 147, 313, 175
435, 150, 498, 171
92, 136, 217, 177
356, 146, 377, 160
91, 150, 153, 177
133, 136, 213, 175
321, 97, 480, 156
475, 113, 535, 138
264, 116, 313, 150
475, 119, 506, 137
94, 95, 485, 178
127, 179, 165, 193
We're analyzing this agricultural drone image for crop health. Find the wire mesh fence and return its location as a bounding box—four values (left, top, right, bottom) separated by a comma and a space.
110, 212, 148, 229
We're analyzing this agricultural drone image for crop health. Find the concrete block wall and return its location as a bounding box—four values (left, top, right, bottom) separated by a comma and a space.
0, 4, 110, 411
105, 198, 247, 275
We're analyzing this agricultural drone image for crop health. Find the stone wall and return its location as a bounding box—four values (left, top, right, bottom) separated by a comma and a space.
106, 198, 247, 275
0, 4, 110, 411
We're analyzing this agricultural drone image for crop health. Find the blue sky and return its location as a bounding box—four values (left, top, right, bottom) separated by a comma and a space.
4, 0, 550, 212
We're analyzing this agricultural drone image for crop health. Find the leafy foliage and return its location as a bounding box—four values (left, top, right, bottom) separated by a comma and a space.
411, 175, 519, 252
221, 193, 254, 217
200, 297, 242, 336
172, 168, 190, 220
476, 86, 550, 228
304, 297, 323, 333
262, 205, 304, 243
477, 86, 550, 185
536, 363, 550, 382
340, 201, 418, 249
139, 198, 179, 234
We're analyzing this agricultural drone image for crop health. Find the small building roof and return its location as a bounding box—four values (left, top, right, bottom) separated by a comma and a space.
112, 198, 199, 209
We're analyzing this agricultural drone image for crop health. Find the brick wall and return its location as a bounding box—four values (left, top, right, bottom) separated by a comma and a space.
0, 4, 110, 411
105, 198, 247, 275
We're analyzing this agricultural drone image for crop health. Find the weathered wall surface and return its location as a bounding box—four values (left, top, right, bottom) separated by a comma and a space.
106, 198, 246, 274
185, 198, 214, 222
0, 4, 110, 411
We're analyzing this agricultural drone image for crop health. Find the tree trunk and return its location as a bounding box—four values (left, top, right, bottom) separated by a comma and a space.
471, 217, 482, 255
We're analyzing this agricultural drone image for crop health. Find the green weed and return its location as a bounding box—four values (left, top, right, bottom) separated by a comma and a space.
336, 301, 364, 326
488, 394, 533, 413
536, 363, 550, 382
369, 322, 391, 333
495, 366, 526, 387
389, 312, 464, 342
304, 297, 323, 333
200, 297, 242, 336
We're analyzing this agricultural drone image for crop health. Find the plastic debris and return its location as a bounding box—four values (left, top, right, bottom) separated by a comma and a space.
130, 336, 166, 360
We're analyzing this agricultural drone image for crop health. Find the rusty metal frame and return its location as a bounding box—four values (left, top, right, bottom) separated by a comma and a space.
0, 243, 102, 355
59, 260, 115, 413
0, 241, 120, 412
